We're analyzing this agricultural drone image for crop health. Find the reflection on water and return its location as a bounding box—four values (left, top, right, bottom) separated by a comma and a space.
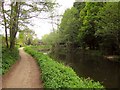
50, 49, 120, 88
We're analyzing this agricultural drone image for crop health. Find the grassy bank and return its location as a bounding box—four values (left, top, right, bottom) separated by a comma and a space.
2, 47, 19, 75
24, 46, 104, 88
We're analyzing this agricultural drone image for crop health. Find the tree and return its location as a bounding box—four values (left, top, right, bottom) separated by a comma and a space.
32, 38, 40, 46
96, 2, 120, 54
42, 2, 85, 48
0, 0, 56, 49
1, 2, 8, 48
41, 2, 120, 55
18, 28, 36, 45
42, 30, 60, 45
78, 2, 104, 49
59, 7, 80, 45
18, 30, 25, 46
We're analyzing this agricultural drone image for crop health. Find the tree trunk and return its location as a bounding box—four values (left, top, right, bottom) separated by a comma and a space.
2, 2, 9, 48
9, 2, 20, 49
10, 37, 16, 49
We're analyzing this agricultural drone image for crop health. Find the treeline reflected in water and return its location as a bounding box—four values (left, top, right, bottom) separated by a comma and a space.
49, 47, 120, 88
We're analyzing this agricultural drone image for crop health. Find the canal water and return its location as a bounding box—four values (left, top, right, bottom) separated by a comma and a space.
49, 48, 120, 88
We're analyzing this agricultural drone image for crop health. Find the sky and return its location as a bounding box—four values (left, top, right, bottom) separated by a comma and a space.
29, 0, 75, 39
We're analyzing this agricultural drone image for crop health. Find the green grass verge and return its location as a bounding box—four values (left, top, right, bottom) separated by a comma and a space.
2, 47, 19, 75
24, 46, 104, 88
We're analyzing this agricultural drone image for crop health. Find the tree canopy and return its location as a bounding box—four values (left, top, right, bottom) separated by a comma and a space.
42, 2, 120, 55
1, 0, 56, 49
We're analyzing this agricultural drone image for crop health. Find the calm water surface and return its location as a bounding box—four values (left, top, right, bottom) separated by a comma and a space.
50, 49, 120, 88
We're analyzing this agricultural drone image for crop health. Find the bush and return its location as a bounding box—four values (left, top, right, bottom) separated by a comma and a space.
2, 47, 19, 75
24, 47, 104, 88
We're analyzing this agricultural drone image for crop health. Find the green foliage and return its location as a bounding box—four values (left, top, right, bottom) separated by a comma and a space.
59, 7, 80, 43
24, 47, 104, 88
42, 2, 120, 55
78, 2, 104, 49
30, 45, 51, 50
42, 5, 84, 45
96, 2, 120, 54
1, 1, 56, 49
18, 28, 38, 46
42, 31, 60, 45
2, 47, 19, 75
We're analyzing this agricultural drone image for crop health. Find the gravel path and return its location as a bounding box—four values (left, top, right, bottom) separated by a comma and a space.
2, 47, 43, 88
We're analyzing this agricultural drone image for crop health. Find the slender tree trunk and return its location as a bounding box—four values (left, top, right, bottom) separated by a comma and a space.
2, 2, 9, 48
10, 2, 14, 49
10, 2, 20, 49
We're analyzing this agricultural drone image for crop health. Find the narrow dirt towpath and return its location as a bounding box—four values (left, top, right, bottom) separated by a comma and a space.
2, 47, 43, 88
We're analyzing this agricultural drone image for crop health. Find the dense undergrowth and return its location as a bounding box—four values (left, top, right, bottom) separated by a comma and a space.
2, 47, 19, 75
24, 46, 104, 88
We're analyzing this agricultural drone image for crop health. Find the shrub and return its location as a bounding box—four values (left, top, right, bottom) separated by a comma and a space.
24, 47, 104, 88
2, 47, 19, 75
